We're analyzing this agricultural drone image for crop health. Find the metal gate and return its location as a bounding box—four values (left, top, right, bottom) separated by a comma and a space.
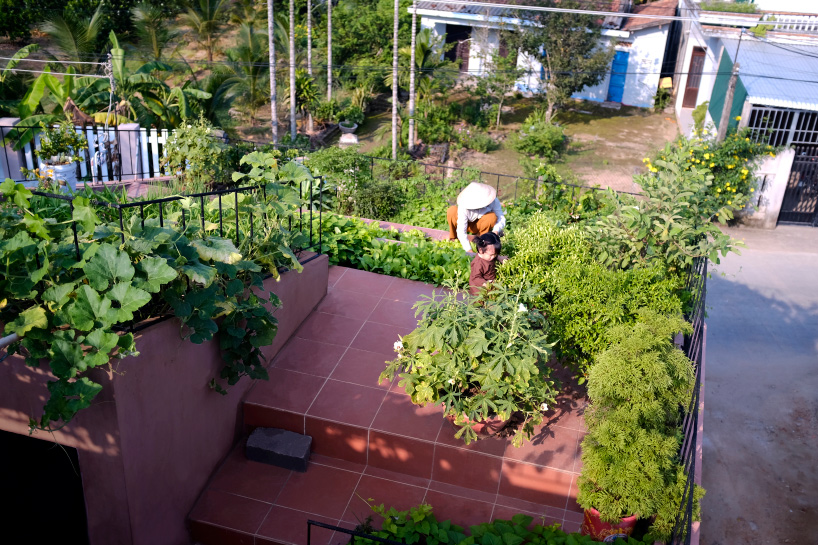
748, 106, 818, 225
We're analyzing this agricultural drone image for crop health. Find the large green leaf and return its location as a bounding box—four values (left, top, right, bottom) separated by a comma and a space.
4, 305, 47, 336
72, 196, 99, 233
134, 256, 177, 293
108, 283, 152, 322
181, 261, 217, 286
84, 244, 135, 291
191, 237, 242, 264
67, 284, 115, 331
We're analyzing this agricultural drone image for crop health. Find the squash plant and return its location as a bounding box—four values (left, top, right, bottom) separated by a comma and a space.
381, 282, 557, 446
0, 168, 302, 430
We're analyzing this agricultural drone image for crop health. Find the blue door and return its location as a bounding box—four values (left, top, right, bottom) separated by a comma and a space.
606, 50, 629, 103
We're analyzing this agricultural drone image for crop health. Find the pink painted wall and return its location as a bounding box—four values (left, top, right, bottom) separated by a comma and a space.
0, 255, 328, 545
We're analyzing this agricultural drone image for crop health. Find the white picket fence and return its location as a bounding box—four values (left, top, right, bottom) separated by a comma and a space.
768, 13, 818, 34
0, 121, 173, 183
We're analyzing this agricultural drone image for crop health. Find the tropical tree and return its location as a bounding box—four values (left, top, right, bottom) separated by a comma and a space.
326, 0, 332, 100
0, 44, 38, 117
39, 5, 105, 73
391, 0, 399, 159
131, 2, 180, 62
513, 0, 615, 123
289, 0, 297, 140
215, 24, 270, 126
306, 0, 313, 132
180, 0, 232, 63
268, 0, 279, 142
408, 0, 417, 150
232, 0, 267, 31
383, 29, 455, 97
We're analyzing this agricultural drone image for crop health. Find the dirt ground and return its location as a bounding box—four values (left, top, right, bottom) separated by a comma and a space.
702, 225, 818, 545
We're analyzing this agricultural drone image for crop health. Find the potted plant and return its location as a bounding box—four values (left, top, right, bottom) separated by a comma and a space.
338, 105, 365, 134
577, 310, 702, 542
380, 283, 558, 447
36, 121, 88, 191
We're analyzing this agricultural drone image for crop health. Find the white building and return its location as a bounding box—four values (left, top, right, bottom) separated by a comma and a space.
414, 0, 679, 108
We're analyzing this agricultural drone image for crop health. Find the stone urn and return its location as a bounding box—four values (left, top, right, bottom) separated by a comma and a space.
338, 121, 358, 134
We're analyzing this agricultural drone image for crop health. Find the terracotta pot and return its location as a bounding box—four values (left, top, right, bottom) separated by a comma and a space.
580, 508, 637, 542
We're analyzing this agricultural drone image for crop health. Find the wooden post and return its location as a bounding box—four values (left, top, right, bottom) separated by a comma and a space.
717, 62, 740, 142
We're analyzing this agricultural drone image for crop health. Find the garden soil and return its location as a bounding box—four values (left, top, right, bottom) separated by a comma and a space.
702, 225, 818, 545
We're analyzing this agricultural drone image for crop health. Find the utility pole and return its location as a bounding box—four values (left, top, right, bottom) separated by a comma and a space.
408, 0, 418, 152
717, 62, 739, 142
268, 0, 278, 144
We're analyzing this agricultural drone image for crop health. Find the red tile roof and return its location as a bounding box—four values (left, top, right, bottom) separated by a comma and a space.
621, 0, 678, 32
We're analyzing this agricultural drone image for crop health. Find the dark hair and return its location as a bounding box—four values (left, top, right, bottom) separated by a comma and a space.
475, 232, 501, 254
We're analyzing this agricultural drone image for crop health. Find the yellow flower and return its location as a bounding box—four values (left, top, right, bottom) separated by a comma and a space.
770, 152, 776, 157
716, 188, 721, 193
735, 116, 741, 121
750, 188, 755, 192
745, 138, 750, 142
650, 167, 658, 173
710, 162, 715, 168
728, 200, 732, 205
727, 165, 734, 169
741, 168, 749, 175
726, 182, 730, 186
704, 153, 710, 159
696, 159, 701, 163
642, 157, 650, 163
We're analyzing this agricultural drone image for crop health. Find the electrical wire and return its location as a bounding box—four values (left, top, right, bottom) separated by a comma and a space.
0, 56, 104, 66
3, 67, 107, 78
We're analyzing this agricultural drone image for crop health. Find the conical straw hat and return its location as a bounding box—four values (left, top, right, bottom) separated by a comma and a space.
457, 182, 497, 209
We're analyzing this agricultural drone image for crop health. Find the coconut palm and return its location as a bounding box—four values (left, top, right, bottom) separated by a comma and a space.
38, 6, 104, 73
179, 0, 232, 63
408, 0, 417, 150
231, 0, 267, 31
267, 0, 278, 142
131, 2, 180, 62
327, 0, 332, 101
0, 44, 38, 117
289, 0, 297, 140
391, 0, 399, 159
306, 0, 313, 132
214, 24, 270, 126
383, 29, 455, 96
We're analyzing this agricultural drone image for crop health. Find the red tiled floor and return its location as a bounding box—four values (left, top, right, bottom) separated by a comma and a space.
208, 443, 291, 503
566, 475, 583, 513
189, 489, 270, 535
327, 265, 347, 288
383, 277, 440, 304
341, 475, 428, 524
498, 460, 574, 508
367, 298, 421, 329
307, 379, 387, 428
350, 321, 414, 356
311, 453, 367, 474
272, 337, 347, 377
371, 392, 444, 441
243, 405, 305, 435
334, 267, 395, 297
503, 425, 581, 472
363, 464, 431, 489
432, 445, 503, 494
543, 394, 587, 432
296, 311, 365, 346
317, 287, 382, 321
244, 367, 326, 414
306, 417, 370, 465
256, 506, 338, 545
435, 422, 509, 457
190, 521, 256, 545
368, 430, 434, 479
423, 490, 496, 531
275, 463, 361, 519
427, 480, 497, 505
329, 348, 393, 390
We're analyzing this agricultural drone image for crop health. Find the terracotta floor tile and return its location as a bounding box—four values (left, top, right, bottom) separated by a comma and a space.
189, 521, 256, 545
561, 519, 581, 533
564, 508, 584, 523
306, 417, 370, 465
307, 379, 387, 428
367, 299, 421, 329
189, 489, 270, 535
498, 461, 573, 508
256, 506, 338, 545
427, 480, 497, 505
309, 453, 368, 474
275, 463, 362, 519
296, 312, 366, 347
433, 445, 503, 494
423, 490, 495, 533
244, 368, 325, 414
208, 443, 292, 503
351, 321, 414, 356
330, 348, 393, 390
368, 430, 434, 479
317, 287, 382, 321
341, 475, 428, 524
383, 277, 441, 304
494, 494, 553, 518
489, 505, 561, 529
272, 337, 347, 377
542, 394, 587, 432
243, 405, 305, 435
435, 421, 509, 457
503, 425, 581, 472
566, 475, 583, 513
328, 265, 348, 288
371, 392, 444, 442
363, 465, 431, 489
334, 268, 395, 297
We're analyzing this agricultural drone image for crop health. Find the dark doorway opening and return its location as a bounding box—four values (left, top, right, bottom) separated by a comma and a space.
1, 429, 90, 544
444, 24, 471, 72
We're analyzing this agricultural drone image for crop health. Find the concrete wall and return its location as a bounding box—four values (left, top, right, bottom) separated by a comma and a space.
737, 148, 796, 229
0, 118, 26, 181
0, 255, 328, 545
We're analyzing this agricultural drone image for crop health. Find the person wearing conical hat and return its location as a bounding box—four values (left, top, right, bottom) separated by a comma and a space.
446, 182, 506, 252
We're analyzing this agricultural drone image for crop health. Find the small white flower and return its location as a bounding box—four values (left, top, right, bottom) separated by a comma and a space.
448, 379, 455, 385
187, 124, 192, 129
393, 340, 404, 352
540, 403, 548, 411
518, 303, 527, 313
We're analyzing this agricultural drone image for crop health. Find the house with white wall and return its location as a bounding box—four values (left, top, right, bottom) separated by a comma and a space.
414, 0, 679, 108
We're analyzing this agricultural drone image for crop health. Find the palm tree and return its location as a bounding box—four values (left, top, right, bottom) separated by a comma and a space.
0, 44, 38, 117
289, 0, 297, 140
131, 2, 180, 62
215, 24, 270, 126
179, 0, 232, 63
231, 0, 267, 31
327, 0, 332, 101
306, 0, 313, 133
39, 6, 104, 74
391, 0, 399, 159
408, 0, 417, 151
267, 0, 278, 143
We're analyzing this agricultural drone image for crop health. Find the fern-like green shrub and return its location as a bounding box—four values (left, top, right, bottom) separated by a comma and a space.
577, 310, 703, 542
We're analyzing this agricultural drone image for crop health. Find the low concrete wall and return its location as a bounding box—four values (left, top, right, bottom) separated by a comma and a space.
0, 255, 328, 545
738, 149, 796, 229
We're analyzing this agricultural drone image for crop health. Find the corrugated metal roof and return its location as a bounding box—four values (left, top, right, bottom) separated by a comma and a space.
415, 0, 626, 29
723, 38, 818, 112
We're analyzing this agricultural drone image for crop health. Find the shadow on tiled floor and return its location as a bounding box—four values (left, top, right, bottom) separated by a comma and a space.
191, 266, 587, 545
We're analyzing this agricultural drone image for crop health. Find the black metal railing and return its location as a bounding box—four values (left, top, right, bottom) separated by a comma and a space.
668, 256, 707, 545
307, 519, 404, 545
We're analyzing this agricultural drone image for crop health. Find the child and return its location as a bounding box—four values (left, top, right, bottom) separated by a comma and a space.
469, 232, 501, 296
